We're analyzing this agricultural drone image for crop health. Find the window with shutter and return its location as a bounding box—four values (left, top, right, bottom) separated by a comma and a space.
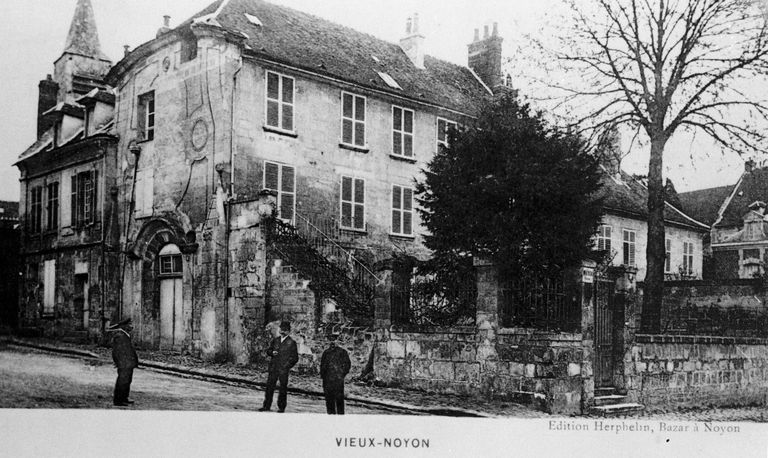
392, 106, 414, 158
596, 225, 611, 252
46, 182, 59, 230
437, 118, 457, 149
265, 71, 295, 132
263, 161, 295, 221
30, 186, 43, 233
341, 92, 366, 147
391, 185, 414, 236
138, 91, 155, 141
622, 229, 636, 266
340, 176, 365, 230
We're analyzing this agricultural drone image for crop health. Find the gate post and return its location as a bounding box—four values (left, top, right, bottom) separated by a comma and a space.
474, 258, 500, 398
612, 265, 637, 394
579, 259, 597, 412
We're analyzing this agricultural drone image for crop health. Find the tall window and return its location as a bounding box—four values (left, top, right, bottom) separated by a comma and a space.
596, 225, 611, 252
71, 171, 97, 227
30, 186, 43, 233
622, 229, 636, 266
392, 106, 414, 158
437, 118, 457, 149
341, 92, 366, 147
46, 182, 59, 230
340, 176, 365, 230
266, 72, 295, 132
665, 239, 672, 273
391, 185, 414, 236
683, 241, 694, 275
138, 91, 155, 141
135, 169, 154, 217
263, 162, 295, 221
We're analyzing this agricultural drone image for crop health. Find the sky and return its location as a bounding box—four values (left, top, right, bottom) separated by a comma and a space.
0, 0, 748, 202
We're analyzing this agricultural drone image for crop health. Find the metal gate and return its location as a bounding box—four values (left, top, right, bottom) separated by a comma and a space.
593, 276, 616, 388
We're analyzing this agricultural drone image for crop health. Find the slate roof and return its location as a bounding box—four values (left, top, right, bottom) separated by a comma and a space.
63, 0, 110, 62
597, 168, 708, 231
714, 167, 768, 228
678, 185, 733, 226
117, 0, 489, 115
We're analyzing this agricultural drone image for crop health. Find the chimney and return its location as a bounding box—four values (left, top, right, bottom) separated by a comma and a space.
745, 159, 756, 173
399, 13, 425, 69
468, 22, 503, 91
37, 75, 59, 138
749, 201, 766, 215
156, 15, 171, 37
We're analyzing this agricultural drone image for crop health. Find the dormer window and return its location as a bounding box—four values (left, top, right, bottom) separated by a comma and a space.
746, 220, 763, 240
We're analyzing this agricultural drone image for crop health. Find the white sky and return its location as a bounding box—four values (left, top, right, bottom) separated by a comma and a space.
0, 0, 747, 201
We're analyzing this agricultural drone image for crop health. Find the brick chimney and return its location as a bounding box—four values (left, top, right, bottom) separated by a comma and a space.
399, 13, 425, 69
156, 15, 171, 37
37, 75, 59, 137
468, 22, 503, 90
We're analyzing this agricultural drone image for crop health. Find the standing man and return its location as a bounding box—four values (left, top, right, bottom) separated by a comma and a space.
319, 333, 351, 415
109, 318, 139, 407
259, 321, 299, 413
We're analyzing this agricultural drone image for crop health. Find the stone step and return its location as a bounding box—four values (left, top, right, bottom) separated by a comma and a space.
590, 403, 645, 417
593, 394, 627, 407
594, 387, 616, 397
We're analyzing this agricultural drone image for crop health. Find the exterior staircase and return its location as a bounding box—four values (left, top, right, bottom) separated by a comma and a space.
589, 387, 645, 417
264, 215, 379, 325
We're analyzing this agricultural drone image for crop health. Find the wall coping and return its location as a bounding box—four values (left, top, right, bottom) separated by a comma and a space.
636, 334, 768, 346
389, 325, 478, 335
497, 327, 582, 341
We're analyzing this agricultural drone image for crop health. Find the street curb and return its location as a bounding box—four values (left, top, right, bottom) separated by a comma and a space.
3, 338, 489, 418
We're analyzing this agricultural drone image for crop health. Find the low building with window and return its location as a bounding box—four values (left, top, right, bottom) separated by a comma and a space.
14, 0, 119, 339
595, 168, 708, 280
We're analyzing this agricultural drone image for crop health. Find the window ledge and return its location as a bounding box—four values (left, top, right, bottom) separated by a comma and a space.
137, 137, 154, 144
339, 227, 368, 235
339, 143, 369, 153
389, 233, 415, 241
389, 154, 417, 163
263, 125, 298, 138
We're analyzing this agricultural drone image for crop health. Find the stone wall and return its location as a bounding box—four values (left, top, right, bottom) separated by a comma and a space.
626, 335, 768, 408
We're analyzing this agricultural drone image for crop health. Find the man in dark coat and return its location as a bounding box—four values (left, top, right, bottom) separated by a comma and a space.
109, 318, 139, 407
259, 321, 299, 413
319, 333, 351, 415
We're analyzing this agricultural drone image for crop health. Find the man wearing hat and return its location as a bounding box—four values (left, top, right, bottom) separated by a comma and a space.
320, 332, 351, 414
259, 321, 299, 412
109, 318, 139, 407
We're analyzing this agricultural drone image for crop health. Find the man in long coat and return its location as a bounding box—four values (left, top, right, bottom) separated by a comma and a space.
320, 333, 351, 414
109, 318, 139, 407
259, 321, 299, 412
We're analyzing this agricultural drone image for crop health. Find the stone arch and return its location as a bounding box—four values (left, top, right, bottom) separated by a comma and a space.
129, 217, 198, 263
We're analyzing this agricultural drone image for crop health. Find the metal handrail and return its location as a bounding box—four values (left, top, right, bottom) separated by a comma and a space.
293, 212, 381, 282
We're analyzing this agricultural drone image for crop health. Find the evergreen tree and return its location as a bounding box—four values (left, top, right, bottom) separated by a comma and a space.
416, 93, 604, 279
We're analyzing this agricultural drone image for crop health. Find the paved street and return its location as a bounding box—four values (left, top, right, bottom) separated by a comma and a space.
0, 348, 402, 414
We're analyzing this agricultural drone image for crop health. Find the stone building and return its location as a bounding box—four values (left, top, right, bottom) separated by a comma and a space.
15, 0, 120, 339
595, 167, 708, 280
96, 0, 503, 362
681, 160, 768, 279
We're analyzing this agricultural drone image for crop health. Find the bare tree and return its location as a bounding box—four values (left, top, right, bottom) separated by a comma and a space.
529, 0, 768, 332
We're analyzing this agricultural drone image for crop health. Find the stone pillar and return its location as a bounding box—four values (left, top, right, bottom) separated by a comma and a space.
373, 260, 394, 331
579, 259, 597, 411
614, 266, 638, 397
474, 258, 500, 397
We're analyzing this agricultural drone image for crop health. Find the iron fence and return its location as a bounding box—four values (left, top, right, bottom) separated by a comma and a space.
499, 274, 580, 332
391, 266, 477, 327
660, 302, 768, 338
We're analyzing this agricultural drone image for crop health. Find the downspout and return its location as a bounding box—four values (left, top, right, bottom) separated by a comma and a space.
223, 56, 243, 359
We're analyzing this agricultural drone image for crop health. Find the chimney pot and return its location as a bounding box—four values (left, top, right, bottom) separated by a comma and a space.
484, 25, 489, 39
473, 28, 480, 42
413, 13, 420, 34
492, 22, 499, 36
123, 45, 130, 56
164, 15, 171, 27
406, 17, 412, 34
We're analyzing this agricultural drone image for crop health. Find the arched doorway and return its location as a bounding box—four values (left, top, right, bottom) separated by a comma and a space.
158, 244, 184, 349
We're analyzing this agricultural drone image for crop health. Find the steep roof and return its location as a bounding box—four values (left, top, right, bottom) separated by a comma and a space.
115, 0, 489, 115
597, 168, 708, 231
678, 185, 733, 226
63, 0, 110, 62
715, 167, 768, 228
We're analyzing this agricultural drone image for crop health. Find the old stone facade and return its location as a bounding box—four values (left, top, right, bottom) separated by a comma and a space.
15, 0, 119, 340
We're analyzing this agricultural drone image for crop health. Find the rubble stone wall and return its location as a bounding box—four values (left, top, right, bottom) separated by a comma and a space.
626, 335, 768, 408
